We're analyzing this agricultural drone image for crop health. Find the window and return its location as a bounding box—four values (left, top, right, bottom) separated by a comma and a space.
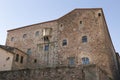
82, 36, 87, 43
44, 36, 49, 42
44, 44, 49, 51
11, 37, 15, 41
43, 28, 52, 36
23, 34, 27, 38
98, 13, 101, 16
62, 39, 67, 46
6, 57, 10, 61
34, 59, 37, 63
35, 31, 39, 36
27, 48, 32, 54
82, 57, 89, 64
20, 56, 24, 63
15, 54, 19, 62
68, 57, 75, 66
80, 21, 82, 24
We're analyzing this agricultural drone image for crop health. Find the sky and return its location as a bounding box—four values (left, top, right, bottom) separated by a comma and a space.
0, 0, 120, 54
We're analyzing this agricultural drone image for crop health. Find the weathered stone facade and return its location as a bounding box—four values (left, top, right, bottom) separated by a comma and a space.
0, 8, 119, 80
0, 65, 112, 80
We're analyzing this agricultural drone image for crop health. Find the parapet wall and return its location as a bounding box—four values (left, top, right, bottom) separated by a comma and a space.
0, 65, 111, 80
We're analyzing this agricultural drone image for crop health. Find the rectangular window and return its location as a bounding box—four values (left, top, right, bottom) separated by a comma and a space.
62, 39, 67, 46
68, 57, 75, 66
34, 59, 37, 63
44, 44, 49, 51
15, 54, 19, 62
20, 56, 24, 64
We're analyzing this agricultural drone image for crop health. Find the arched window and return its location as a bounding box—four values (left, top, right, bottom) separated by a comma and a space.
82, 57, 89, 64
82, 36, 87, 43
35, 31, 39, 36
62, 39, 67, 46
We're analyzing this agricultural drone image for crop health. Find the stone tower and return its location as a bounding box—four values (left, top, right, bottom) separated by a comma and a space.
6, 8, 120, 80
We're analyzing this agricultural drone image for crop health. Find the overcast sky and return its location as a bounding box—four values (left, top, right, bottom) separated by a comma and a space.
0, 0, 120, 54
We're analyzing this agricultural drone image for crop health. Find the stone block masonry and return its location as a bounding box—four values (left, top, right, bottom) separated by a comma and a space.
0, 65, 111, 80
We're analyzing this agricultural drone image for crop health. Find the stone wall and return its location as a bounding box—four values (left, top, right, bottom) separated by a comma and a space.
0, 65, 111, 80
0, 48, 13, 71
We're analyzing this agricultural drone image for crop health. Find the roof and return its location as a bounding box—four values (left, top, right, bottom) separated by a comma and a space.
0, 45, 27, 55
7, 8, 102, 32
0, 45, 15, 54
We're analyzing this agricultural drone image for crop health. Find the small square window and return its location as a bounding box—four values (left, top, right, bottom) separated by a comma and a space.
11, 37, 15, 41
6, 57, 10, 61
44, 44, 49, 51
62, 39, 67, 46
80, 21, 82, 24
82, 36, 87, 43
98, 13, 101, 16
23, 34, 27, 38
44, 36, 49, 42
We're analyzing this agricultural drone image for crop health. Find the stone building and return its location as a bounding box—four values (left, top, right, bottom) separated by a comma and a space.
0, 8, 119, 80
0, 45, 27, 71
